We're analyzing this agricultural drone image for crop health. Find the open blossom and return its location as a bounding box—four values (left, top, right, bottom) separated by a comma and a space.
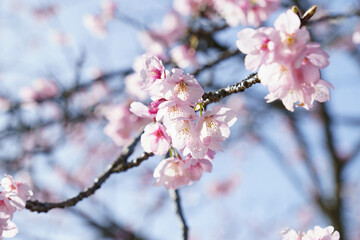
153, 156, 212, 189
213, 0, 280, 27
281, 226, 340, 240
197, 105, 237, 151
162, 68, 204, 104
238, 9, 332, 111
237, 27, 279, 71
141, 122, 171, 156
140, 55, 167, 93
156, 99, 197, 125
0, 175, 32, 239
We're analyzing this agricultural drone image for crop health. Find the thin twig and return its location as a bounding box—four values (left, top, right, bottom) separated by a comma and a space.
169, 189, 189, 240
26, 134, 153, 213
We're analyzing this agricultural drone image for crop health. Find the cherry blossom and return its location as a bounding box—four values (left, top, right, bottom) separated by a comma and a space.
213, 0, 280, 27
170, 45, 199, 69
0, 175, 32, 239
153, 155, 212, 189
162, 68, 204, 104
197, 105, 237, 151
20, 78, 59, 103
141, 122, 171, 156
237, 9, 332, 111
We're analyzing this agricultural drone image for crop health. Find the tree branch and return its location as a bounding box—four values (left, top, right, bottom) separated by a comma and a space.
26, 134, 153, 213
169, 189, 189, 240
202, 73, 260, 108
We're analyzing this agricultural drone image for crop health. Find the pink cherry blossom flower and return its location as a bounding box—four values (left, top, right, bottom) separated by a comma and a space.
197, 105, 237, 151
237, 27, 279, 71
153, 156, 212, 189
170, 45, 199, 69
303, 226, 340, 240
162, 68, 204, 104
153, 156, 190, 189
183, 156, 212, 182
140, 55, 167, 94
141, 122, 171, 156
20, 78, 59, 103
0, 219, 18, 239
166, 119, 197, 151
156, 99, 197, 125
1, 175, 33, 211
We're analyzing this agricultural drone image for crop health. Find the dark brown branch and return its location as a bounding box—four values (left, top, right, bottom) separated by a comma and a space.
169, 189, 189, 240
26, 134, 154, 213
202, 73, 260, 108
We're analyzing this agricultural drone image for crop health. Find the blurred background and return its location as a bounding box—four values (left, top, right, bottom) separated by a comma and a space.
0, 0, 359, 239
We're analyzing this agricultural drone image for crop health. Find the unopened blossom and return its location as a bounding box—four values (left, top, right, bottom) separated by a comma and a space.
170, 45, 199, 69
213, 0, 280, 27
197, 105, 237, 151
162, 68, 204, 104
141, 122, 171, 156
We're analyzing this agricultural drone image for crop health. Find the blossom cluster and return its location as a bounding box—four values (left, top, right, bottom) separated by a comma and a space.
281, 226, 340, 240
129, 55, 237, 189
0, 175, 32, 239
237, 9, 332, 111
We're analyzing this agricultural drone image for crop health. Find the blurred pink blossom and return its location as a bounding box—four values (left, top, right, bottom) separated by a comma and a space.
20, 78, 59, 103
213, 0, 280, 27
171, 45, 199, 69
